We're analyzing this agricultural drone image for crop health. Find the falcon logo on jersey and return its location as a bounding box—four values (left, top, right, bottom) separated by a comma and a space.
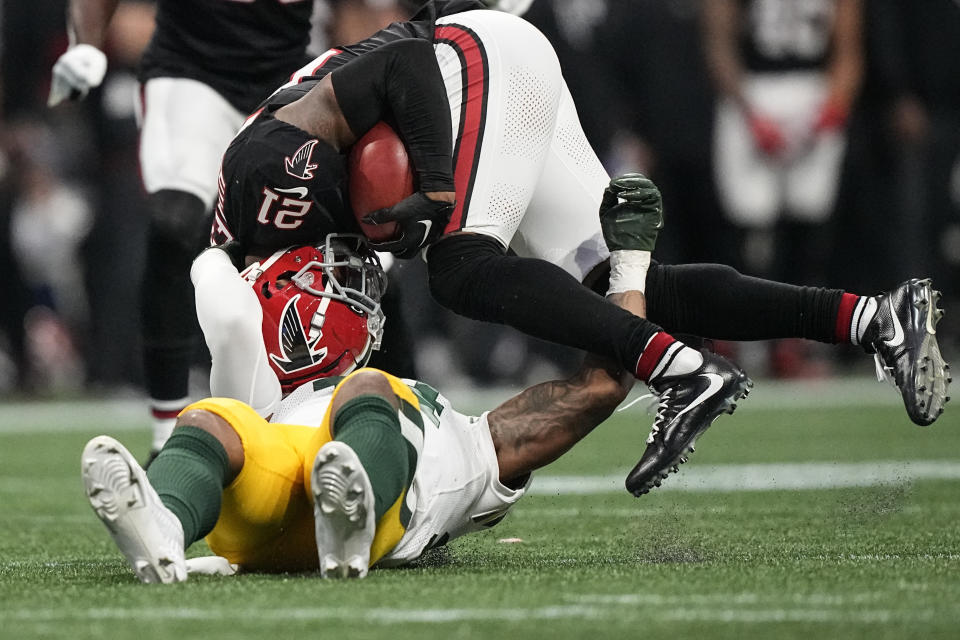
269, 293, 329, 374
285, 139, 320, 180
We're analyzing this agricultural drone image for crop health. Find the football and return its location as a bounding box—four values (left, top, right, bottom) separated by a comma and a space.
347, 121, 415, 242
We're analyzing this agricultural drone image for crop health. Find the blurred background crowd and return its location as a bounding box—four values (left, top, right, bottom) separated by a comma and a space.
0, 0, 958, 397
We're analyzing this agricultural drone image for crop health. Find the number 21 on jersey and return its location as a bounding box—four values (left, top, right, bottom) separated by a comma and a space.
256, 187, 313, 230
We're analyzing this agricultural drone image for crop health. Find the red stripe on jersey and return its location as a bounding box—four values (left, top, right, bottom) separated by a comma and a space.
238, 106, 265, 135
834, 292, 859, 343
434, 24, 488, 235
288, 48, 343, 84
211, 168, 235, 245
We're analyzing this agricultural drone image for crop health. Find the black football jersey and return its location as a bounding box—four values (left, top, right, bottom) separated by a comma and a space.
737, 0, 835, 73
139, 0, 314, 113
210, 0, 484, 252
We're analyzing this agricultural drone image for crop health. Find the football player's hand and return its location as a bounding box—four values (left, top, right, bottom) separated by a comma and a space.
48, 44, 108, 107
812, 99, 848, 134
363, 191, 454, 259
746, 111, 786, 156
599, 173, 663, 252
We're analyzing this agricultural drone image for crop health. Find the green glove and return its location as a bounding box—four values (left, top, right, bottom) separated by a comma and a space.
598, 173, 664, 252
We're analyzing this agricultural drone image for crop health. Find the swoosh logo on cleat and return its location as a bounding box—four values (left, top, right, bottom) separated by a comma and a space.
884, 298, 905, 348
925, 289, 937, 335
676, 372, 725, 419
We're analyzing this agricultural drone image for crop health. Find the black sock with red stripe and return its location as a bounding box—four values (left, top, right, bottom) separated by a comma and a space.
645, 263, 864, 344
835, 293, 878, 346
635, 332, 705, 383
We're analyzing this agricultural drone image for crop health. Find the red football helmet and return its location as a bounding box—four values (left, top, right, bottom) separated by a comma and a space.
240, 234, 387, 392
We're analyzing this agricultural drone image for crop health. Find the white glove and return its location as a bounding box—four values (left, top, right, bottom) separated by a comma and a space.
48, 44, 108, 107
483, 0, 534, 16
184, 555, 240, 577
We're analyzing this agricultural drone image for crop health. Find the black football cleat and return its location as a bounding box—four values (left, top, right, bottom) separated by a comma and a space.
626, 351, 752, 497
861, 278, 951, 426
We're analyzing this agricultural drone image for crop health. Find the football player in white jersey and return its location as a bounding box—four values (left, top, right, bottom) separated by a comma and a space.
79, 187, 676, 582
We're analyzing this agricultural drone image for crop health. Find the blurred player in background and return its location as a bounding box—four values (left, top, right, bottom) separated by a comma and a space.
704, 0, 863, 286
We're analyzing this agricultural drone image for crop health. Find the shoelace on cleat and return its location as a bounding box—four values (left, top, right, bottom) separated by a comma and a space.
874, 353, 895, 385
646, 387, 678, 445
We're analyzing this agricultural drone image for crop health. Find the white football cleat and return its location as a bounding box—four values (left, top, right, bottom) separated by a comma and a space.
81, 435, 187, 584
310, 441, 375, 579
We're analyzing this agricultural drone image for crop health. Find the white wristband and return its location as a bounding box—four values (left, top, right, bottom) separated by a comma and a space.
607, 250, 651, 295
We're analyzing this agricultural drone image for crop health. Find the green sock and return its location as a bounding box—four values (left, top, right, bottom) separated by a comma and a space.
146, 426, 230, 547
332, 395, 414, 522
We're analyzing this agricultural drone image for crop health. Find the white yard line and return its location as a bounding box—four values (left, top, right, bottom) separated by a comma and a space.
531, 460, 960, 494
1, 602, 949, 626
3, 461, 959, 497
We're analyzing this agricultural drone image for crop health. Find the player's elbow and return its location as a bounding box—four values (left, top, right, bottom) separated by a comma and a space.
200, 298, 262, 355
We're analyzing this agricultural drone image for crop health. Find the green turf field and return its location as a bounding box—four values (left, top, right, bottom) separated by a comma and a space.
1, 378, 959, 639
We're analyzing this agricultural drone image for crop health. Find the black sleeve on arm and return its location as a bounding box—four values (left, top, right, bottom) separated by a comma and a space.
331, 38, 455, 193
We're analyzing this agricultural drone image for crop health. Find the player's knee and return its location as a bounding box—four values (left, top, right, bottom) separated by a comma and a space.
146, 189, 209, 254
426, 234, 504, 313
175, 409, 244, 472
176, 409, 237, 442
332, 370, 399, 414
697, 263, 742, 287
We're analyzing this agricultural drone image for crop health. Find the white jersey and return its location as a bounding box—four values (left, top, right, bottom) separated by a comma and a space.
273, 377, 530, 565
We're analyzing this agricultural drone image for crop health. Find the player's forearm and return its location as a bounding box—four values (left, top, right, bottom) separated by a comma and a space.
331, 38, 454, 192
191, 249, 282, 417
702, 0, 749, 111
489, 292, 639, 483
67, 0, 121, 48
824, 0, 864, 113
489, 363, 628, 482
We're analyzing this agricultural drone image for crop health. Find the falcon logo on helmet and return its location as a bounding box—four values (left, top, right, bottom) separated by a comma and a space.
269, 293, 331, 374
241, 234, 387, 392
285, 139, 320, 180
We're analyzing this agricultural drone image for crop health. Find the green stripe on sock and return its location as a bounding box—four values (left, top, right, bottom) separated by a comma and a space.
333, 395, 414, 522
146, 426, 229, 547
